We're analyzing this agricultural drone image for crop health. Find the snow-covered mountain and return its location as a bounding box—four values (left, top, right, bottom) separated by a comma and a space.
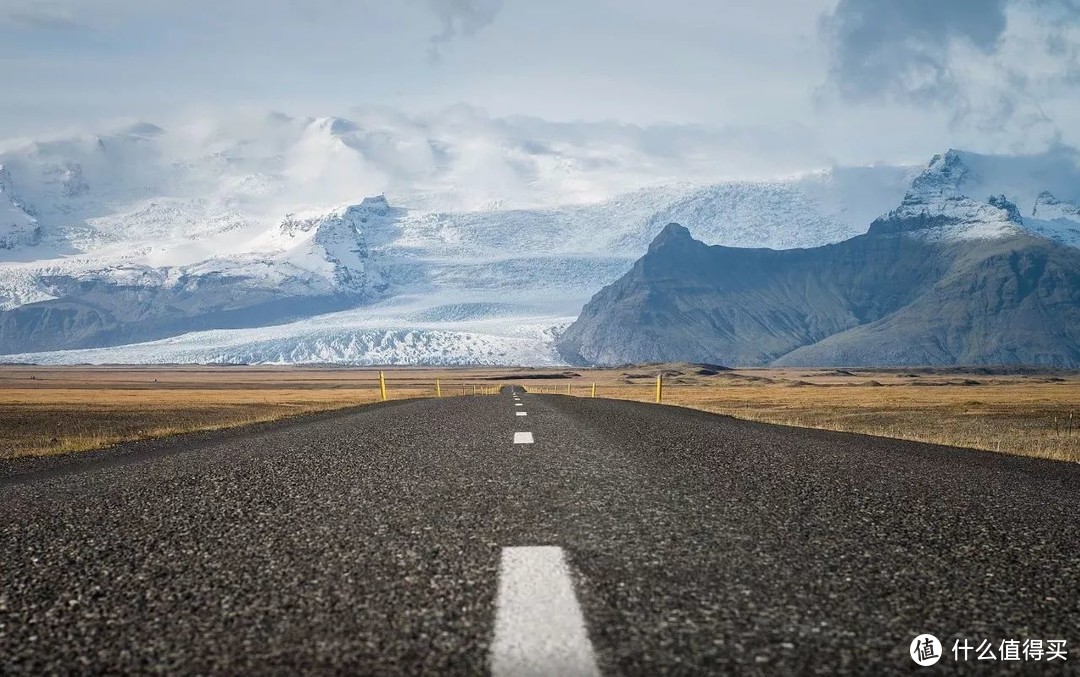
1, 112, 1078, 365
559, 149, 1080, 368
877, 149, 1080, 247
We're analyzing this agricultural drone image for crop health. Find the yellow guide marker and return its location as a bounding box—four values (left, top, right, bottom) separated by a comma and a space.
655, 373, 663, 403
591, 383, 596, 398
436, 379, 442, 398
379, 371, 388, 402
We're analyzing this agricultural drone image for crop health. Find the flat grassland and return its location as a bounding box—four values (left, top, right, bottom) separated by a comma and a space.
0, 366, 497, 459
575, 365, 1080, 463
1, 364, 1077, 463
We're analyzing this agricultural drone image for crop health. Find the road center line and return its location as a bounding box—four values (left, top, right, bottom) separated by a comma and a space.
515, 403, 523, 407
491, 546, 601, 677
516, 411, 527, 416
513, 432, 534, 444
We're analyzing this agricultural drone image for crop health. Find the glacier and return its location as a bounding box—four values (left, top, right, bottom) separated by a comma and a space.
1, 112, 1079, 365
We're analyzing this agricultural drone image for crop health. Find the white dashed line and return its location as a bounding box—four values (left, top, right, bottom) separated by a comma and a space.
515, 403, 523, 407
491, 546, 600, 677
513, 432, 534, 444
516, 411, 527, 416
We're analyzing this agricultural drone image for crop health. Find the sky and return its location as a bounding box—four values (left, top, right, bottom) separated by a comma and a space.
2, 0, 1080, 171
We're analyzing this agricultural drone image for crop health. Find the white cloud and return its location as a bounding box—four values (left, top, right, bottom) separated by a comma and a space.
1, 0, 1079, 172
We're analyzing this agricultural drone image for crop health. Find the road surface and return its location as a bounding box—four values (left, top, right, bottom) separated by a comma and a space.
1, 388, 1078, 674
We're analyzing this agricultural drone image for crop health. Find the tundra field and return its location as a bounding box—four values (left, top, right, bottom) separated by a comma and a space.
0, 364, 1077, 463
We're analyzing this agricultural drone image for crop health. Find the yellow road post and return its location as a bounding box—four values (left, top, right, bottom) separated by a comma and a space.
379, 371, 388, 402
436, 379, 442, 398
591, 383, 596, 398
655, 373, 663, 403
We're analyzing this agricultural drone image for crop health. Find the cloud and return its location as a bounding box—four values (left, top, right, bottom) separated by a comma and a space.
1, 0, 506, 63
424, 0, 504, 63
818, 0, 1080, 151
821, 0, 1009, 101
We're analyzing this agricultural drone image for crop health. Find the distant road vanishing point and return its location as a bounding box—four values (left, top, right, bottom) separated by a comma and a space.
2, 389, 1078, 674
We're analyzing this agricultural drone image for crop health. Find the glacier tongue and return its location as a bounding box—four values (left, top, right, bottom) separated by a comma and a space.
2, 314, 572, 366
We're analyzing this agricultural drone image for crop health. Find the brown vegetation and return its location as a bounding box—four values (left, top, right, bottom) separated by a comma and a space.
0, 366, 499, 459
529, 365, 1080, 463
1, 364, 1077, 463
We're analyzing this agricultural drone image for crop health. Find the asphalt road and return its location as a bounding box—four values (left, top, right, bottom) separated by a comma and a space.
2, 389, 1078, 675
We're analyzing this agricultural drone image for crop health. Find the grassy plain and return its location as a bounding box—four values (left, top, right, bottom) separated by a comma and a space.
0, 366, 497, 459
1, 364, 1077, 463
566, 365, 1080, 463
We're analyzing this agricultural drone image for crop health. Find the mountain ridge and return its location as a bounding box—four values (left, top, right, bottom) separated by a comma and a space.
557, 193, 1080, 367
2, 122, 1079, 364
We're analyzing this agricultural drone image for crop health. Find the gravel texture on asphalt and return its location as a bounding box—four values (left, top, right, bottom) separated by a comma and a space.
1, 389, 1078, 675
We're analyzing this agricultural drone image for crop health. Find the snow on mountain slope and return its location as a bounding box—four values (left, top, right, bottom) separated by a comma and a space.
0, 107, 830, 244
2, 109, 1078, 365
1029, 191, 1080, 247
942, 147, 1080, 215
866, 149, 1080, 246
379, 167, 917, 263
0, 167, 40, 250
609, 165, 919, 253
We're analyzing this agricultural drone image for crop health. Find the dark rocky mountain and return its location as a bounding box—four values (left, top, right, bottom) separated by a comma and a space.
557, 203, 1080, 368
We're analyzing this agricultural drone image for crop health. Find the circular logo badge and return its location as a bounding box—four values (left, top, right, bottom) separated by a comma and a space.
910, 634, 943, 666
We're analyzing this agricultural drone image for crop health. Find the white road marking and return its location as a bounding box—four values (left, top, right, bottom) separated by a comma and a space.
513, 432, 534, 444
491, 546, 600, 677
515, 403, 523, 407
516, 411, 527, 416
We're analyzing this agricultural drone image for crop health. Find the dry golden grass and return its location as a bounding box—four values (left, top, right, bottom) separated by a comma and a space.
531, 365, 1080, 463
0, 366, 504, 459
2, 364, 1078, 463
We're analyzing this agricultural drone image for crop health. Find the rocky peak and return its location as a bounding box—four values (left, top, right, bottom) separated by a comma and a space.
1033, 191, 1080, 221
987, 194, 1023, 223
909, 149, 969, 198
647, 223, 695, 253
280, 207, 364, 246
867, 150, 1030, 241
356, 194, 392, 219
